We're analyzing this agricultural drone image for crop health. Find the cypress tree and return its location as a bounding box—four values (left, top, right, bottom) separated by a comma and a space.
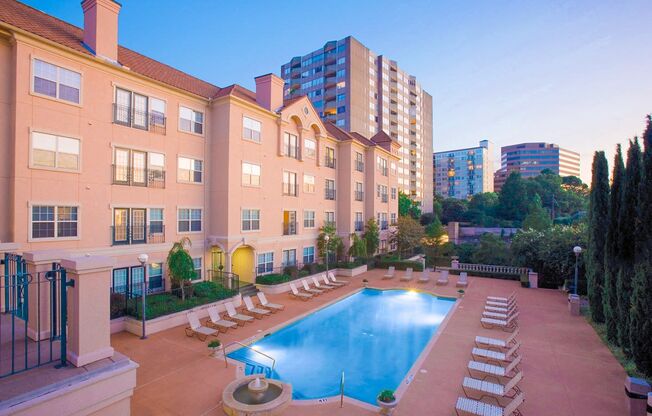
603, 145, 624, 344
630, 115, 652, 375
616, 139, 642, 352
587, 151, 609, 323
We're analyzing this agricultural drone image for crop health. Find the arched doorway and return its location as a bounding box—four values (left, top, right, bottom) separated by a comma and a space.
231, 246, 255, 283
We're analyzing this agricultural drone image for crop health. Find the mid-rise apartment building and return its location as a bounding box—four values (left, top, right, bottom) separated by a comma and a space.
493, 142, 581, 192
280, 36, 433, 213
433, 140, 494, 199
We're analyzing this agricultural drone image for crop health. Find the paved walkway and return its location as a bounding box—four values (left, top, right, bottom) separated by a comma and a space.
111, 269, 627, 415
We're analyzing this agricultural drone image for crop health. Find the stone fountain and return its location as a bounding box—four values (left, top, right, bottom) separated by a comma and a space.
222, 375, 292, 415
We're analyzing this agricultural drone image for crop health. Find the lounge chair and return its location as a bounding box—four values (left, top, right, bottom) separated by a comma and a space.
205, 306, 238, 332
312, 276, 335, 291
436, 270, 449, 285
301, 279, 324, 295
467, 355, 522, 382
383, 266, 396, 279
257, 292, 284, 312
328, 272, 350, 286
323, 273, 344, 288
400, 268, 414, 282
242, 295, 271, 319
487, 291, 516, 303
289, 282, 312, 301
184, 311, 218, 341
472, 342, 520, 364
462, 371, 523, 405
455, 392, 524, 416
481, 312, 519, 332
456, 272, 468, 287
482, 309, 518, 320
486, 297, 517, 308
475, 329, 519, 350
485, 303, 518, 314
224, 301, 254, 325
418, 269, 431, 283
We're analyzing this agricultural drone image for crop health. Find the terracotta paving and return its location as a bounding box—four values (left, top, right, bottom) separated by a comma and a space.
110, 269, 627, 416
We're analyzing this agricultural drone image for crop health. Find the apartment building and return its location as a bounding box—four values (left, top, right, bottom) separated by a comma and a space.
281, 36, 433, 213
493, 142, 581, 192
0, 0, 398, 295
433, 140, 494, 199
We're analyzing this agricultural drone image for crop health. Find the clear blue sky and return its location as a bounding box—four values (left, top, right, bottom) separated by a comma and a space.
21, 0, 652, 182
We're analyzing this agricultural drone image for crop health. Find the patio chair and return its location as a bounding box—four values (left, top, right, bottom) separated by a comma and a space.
312, 276, 335, 291
475, 329, 520, 350
467, 355, 522, 382
486, 297, 517, 308
472, 342, 521, 364
436, 270, 449, 286
257, 292, 284, 312
487, 291, 516, 303
462, 371, 523, 405
323, 273, 345, 288
482, 308, 518, 320
400, 268, 414, 282
205, 306, 237, 332
242, 295, 271, 319
481, 312, 519, 332
418, 269, 431, 283
289, 282, 312, 301
328, 272, 350, 286
224, 301, 254, 326
383, 266, 396, 279
455, 391, 524, 416
184, 311, 218, 341
485, 302, 518, 314
456, 272, 469, 287
301, 279, 324, 295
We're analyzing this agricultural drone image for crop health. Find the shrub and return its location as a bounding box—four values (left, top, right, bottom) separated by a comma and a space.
110, 292, 126, 319
256, 273, 291, 285
376, 259, 423, 272
378, 389, 395, 403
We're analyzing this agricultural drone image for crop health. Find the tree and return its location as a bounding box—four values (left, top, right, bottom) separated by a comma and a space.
522, 194, 552, 231
317, 223, 343, 262
391, 216, 425, 257
603, 145, 625, 344
441, 198, 468, 224
616, 139, 642, 351
398, 192, 421, 219
348, 233, 367, 259
166, 237, 196, 301
363, 218, 380, 256
497, 172, 528, 222
471, 233, 512, 265
630, 115, 652, 375
425, 215, 446, 239
586, 151, 610, 323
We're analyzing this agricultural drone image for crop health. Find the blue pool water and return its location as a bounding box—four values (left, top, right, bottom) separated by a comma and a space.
227, 288, 455, 404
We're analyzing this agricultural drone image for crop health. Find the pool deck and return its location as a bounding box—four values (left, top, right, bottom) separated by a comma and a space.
111, 269, 627, 415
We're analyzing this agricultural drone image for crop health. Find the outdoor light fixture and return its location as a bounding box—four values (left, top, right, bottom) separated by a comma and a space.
138, 253, 149, 340
573, 246, 582, 295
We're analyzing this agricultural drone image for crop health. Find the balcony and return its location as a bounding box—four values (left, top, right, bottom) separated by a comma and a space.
381, 194, 388, 203
355, 161, 364, 172
113, 103, 166, 135
354, 221, 364, 232
325, 188, 336, 200
380, 221, 389, 230
324, 156, 336, 169
111, 225, 165, 246
282, 183, 298, 197
112, 165, 166, 188
282, 221, 297, 235
354, 191, 364, 201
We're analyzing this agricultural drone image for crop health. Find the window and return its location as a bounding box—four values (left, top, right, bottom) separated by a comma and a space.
31, 132, 80, 171
304, 139, 316, 158
325, 179, 336, 200
178, 208, 202, 232
377, 157, 388, 176
148, 263, 164, 292
33, 59, 81, 104
304, 210, 315, 228
282, 249, 297, 267
355, 212, 364, 231
325, 211, 335, 227
31, 205, 78, 239
337, 106, 346, 114
337, 93, 346, 102
257, 252, 274, 275
283, 210, 297, 235
242, 209, 260, 231
150, 208, 164, 234
242, 162, 261, 186
243, 117, 261, 142
114, 88, 164, 130
355, 152, 364, 172
325, 147, 336, 168
391, 213, 397, 225
355, 182, 364, 201
179, 106, 203, 134
178, 157, 203, 183
113, 148, 165, 187
283, 133, 299, 159
303, 246, 315, 264
391, 187, 397, 200
283, 171, 298, 196
303, 174, 315, 193
192, 257, 202, 280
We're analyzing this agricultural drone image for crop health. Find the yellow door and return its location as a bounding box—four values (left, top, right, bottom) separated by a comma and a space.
231, 246, 254, 283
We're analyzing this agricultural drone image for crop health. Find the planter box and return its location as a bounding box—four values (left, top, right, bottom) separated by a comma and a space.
336, 264, 367, 277
256, 268, 355, 294
121, 294, 242, 337
110, 316, 126, 334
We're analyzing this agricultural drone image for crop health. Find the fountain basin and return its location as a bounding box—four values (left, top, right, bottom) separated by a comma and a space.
222, 375, 292, 416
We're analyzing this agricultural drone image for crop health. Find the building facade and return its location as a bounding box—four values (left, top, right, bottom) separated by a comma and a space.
493, 142, 581, 192
433, 140, 494, 199
280, 36, 433, 213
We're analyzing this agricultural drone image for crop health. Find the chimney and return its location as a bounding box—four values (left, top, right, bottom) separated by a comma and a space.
254, 74, 284, 111
81, 0, 121, 62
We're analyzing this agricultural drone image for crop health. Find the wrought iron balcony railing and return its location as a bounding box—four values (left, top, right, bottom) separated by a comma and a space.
112, 165, 165, 188
325, 188, 336, 200
111, 225, 165, 246
113, 103, 166, 135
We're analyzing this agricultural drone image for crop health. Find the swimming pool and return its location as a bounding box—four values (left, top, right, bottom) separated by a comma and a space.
227, 289, 455, 405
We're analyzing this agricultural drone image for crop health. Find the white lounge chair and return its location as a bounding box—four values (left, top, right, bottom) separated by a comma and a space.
328, 272, 350, 286
486, 298, 517, 308
184, 311, 218, 341
482, 309, 518, 320
418, 269, 431, 283
487, 291, 516, 303
462, 371, 523, 405
289, 282, 312, 300
257, 292, 284, 312
436, 270, 449, 285
400, 268, 414, 282
312, 276, 335, 291
456, 272, 468, 287
205, 306, 237, 332
242, 295, 271, 319
225, 301, 254, 325
324, 273, 345, 287
455, 392, 524, 416
475, 329, 519, 350
472, 342, 520, 364
485, 303, 518, 314
481, 312, 519, 332
467, 355, 522, 381
383, 266, 396, 279
301, 279, 324, 295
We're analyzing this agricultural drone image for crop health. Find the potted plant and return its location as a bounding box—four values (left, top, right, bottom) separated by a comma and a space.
377, 389, 397, 414
362, 278, 369, 288
457, 289, 465, 298
208, 339, 222, 357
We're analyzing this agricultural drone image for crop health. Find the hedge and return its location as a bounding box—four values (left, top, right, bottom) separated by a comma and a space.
448, 269, 524, 282
376, 259, 423, 271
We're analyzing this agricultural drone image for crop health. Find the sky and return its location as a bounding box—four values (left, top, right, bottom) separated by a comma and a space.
21, 0, 652, 182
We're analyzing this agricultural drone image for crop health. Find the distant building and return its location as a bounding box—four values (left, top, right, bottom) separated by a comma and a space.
433, 140, 494, 199
494, 142, 580, 192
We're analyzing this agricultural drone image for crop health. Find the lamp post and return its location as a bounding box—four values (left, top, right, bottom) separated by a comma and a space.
137, 253, 149, 340
324, 235, 330, 276
573, 246, 582, 295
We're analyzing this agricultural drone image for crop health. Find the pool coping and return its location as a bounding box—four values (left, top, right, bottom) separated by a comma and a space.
221, 285, 459, 411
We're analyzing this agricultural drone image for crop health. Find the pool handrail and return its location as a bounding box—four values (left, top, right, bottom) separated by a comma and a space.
223, 340, 276, 373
